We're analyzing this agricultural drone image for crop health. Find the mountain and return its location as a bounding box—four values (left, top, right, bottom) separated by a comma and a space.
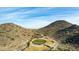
53, 25, 79, 51
0, 23, 34, 51
37, 20, 79, 51
0, 23, 56, 51
38, 20, 72, 36
0, 20, 79, 51
54, 24, 79, 42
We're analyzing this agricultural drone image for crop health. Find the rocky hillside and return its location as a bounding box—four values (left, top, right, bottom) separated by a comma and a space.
54, 25, 79, 40
0, 23, 34, 50
38, 20, 72, 36
37, 20, 79, 51
0, 23, 57, 51
53, 25, 79, 50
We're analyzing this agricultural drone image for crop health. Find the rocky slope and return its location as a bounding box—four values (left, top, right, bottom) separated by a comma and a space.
54, 25, 79, 50
0, 23, 34, 50
38, 20, 72, 36
38, 20, 79, 51
0, 23, 57, 51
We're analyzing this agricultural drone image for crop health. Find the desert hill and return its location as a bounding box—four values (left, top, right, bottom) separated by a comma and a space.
0, 23, 34, 50
0, 23, 57, 51
53, 25, 79, 50
38, 20, 72, 36
37, 20, 79, 51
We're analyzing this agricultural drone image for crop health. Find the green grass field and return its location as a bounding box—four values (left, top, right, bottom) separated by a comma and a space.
32, 39, 46, 45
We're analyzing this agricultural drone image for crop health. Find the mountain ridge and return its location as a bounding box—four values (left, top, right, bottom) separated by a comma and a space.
38, 20, 72, 36
0, 20, 79, 51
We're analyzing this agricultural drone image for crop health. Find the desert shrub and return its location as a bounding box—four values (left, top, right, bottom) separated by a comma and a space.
10, 38, 15, 41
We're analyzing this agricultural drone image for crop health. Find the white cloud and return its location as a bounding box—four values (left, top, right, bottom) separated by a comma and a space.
14, 19, 51, 29
65, 16, 79, 25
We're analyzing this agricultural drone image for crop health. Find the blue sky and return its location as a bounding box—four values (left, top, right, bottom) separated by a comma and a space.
0, 7, 79, 29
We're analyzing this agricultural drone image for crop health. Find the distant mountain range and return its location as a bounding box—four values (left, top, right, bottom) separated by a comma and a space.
0, 20, 79, 51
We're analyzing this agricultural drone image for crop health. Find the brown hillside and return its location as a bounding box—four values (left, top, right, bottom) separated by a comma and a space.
54, 25, 79, 51
0, 23, 34, 50
38, 20, 72, 36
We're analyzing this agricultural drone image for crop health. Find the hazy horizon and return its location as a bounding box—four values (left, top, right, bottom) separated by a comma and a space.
0, 7, 79, 29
